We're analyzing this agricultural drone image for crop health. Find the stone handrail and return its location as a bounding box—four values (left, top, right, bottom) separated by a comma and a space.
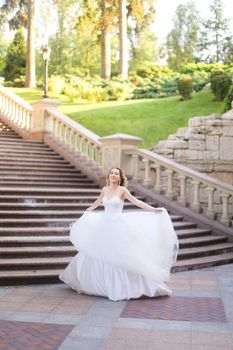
0, 84, 232, 228
0, 84, 33, 130
45, 108, 102, 168
125, 148, 233, 226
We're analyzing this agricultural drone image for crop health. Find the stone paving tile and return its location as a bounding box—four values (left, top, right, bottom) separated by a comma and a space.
6, 311, 47, 322
191, 331, 233, 346
42, 313, 83, 325
102, 328, 192, 350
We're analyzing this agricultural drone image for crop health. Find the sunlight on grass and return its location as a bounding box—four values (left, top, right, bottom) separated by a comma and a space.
10, 87, 224, 148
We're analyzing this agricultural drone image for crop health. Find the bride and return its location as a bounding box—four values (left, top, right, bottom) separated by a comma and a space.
59, 167, 179, 301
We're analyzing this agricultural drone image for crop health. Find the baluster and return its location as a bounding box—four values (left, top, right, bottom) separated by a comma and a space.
191, 180, 200, 211
154, 163, 162, 193
206, 187, 215, 218
143, 158, 151, 187
178, 174, 187, 205
165, 169, 174, 199
84, 140, 89, 158
132, 154, 140, 181
220, 193, 230, 225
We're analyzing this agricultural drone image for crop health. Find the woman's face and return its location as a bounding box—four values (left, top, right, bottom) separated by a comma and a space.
108, 168, 120, 184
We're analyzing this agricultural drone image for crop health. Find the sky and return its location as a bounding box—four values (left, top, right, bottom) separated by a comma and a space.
155, 0, 233, 43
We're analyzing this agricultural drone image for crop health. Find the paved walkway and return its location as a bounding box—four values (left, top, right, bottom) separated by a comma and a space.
0, 264, 232, 350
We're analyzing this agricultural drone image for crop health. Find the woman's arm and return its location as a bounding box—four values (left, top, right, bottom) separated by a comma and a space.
85, 188, 105, 212
123, 188, 162, 212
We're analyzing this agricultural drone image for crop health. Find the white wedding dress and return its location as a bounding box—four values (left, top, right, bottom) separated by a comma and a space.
59, 196, 179, 301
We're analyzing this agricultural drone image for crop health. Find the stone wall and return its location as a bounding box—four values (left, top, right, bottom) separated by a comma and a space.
153, 108, 233, 185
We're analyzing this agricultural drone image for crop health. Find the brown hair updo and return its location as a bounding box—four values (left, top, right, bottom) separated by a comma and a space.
106, 167, 128, 187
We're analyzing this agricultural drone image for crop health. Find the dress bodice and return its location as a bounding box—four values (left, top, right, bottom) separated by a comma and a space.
103, 196, 124, 213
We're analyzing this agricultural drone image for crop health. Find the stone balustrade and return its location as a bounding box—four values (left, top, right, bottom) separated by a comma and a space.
0, 84, 32, 130
45, 108, 102, 169
0, 83, 232, 228
124, 149, 233, 226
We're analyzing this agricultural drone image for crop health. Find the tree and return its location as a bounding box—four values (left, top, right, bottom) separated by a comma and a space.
119, 0, 128, 79
3, 30, 26, 81
25, 0, 36, 87
100, 0, 117, 79
0, 0, 36, 87
166, 0, 200, 70
199, 0, 233, 63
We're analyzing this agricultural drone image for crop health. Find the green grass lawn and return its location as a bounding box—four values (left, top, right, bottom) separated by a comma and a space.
10, 87, 224, 148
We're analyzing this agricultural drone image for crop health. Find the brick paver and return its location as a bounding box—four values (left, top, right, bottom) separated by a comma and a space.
0, 320, 74, 350
121, 296, 227, 322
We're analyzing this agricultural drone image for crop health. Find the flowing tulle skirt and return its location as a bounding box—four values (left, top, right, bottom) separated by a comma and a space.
59, 209, 179, 301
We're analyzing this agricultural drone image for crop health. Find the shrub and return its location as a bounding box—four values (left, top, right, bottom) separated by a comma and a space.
192, 71, 209, 92
210, 70, 231, 101
224, 85, 233, 111
107, 81, 133, 101
83, 86, 109, 102
48, 75, 66, 95
63, 85, 81, 101
177, 75, 193, 100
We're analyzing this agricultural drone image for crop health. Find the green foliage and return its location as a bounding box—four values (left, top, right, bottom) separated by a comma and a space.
106, 80, 133, 101
166, 0, 200, 70
210, 70, 231, 101
3, 30, 26, 82
178, 75, 193, 100
180, 62, 229, 73
10, 88, 225, 148
224, 85, 233, 111
48, 75, 66, 95
199, 0, 232, 63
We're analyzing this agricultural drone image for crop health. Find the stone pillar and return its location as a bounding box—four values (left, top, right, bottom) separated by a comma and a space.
99, 133, 142, 175
28, 99, 61, 140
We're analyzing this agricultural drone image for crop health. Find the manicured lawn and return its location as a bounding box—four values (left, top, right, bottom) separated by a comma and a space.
10, 87, 224, 148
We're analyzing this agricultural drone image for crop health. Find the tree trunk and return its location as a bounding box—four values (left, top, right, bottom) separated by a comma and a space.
119, 0, 128, 79
25, 0, 36, 87
100, 0, 111, 79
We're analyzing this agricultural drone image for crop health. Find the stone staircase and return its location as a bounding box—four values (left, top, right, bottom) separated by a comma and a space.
0, 119, 233, 285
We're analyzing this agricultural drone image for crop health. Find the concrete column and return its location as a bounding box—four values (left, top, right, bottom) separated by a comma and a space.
99, 133, 142, 175
28, 99, 61, 140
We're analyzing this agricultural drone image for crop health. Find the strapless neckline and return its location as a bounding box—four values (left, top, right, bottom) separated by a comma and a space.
103, 196, 124, 202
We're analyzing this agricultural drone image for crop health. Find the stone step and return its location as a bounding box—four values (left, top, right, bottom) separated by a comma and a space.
0, 187, 101, 195
0, 194, 106, 203
0, 174, 87, 181
178, 242, 233, 259
0, 169, 83, 176
0, 200, 153, 210
0, 162, 75, 169
178, 235, 227, 248
0, 236, 71, 247
176, 228, 212, 238
0, 145, 59, 160
0, 140, 51, 148
0, 181, 98, 188
0, 155, 68, 162
0, 209, 182, 220
0, 227, 69, 237
0, 165, 78, 172
0, 217, 188, 227
0, 256, 71, 270
173, 252, 233, 272
0, 133, 21, 139
0, 172, 83, 179
0, 246, 76, 258
0, 269, 62, 286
